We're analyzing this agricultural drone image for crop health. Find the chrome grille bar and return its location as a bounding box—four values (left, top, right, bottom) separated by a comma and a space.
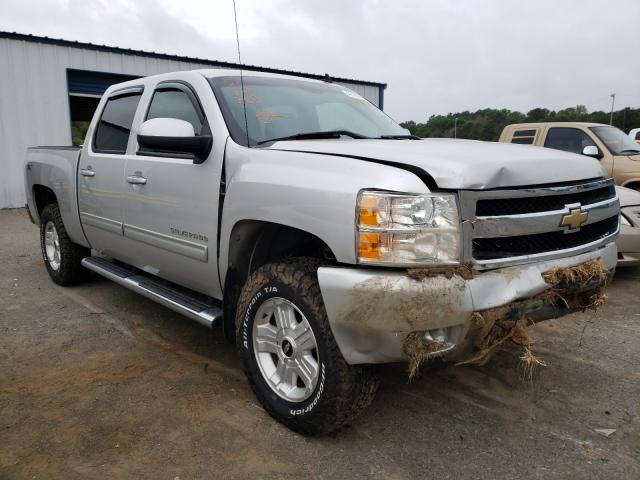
473, 196, 619, 237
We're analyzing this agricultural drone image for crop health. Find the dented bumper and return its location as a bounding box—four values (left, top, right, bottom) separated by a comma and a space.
317, 242, 617, 365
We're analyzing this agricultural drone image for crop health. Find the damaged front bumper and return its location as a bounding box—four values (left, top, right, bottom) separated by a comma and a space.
317, 242, 617, 365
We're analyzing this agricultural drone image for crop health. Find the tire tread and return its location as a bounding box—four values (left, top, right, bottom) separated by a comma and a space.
40, 203, 90, 286
236, 257, 378, 435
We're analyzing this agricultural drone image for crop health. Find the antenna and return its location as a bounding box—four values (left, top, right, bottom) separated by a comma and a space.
233, 0, 250, 147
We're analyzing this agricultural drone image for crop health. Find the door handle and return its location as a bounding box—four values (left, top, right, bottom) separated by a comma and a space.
126, 174, 147, 185
80, 168, 95, 177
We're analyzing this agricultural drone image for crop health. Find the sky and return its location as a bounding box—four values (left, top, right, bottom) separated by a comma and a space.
1, 0, 639, 122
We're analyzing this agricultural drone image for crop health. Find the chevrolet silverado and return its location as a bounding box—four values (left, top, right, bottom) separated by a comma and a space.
25, 70, 619, 435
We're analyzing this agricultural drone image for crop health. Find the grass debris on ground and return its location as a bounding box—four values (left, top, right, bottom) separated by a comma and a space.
520, 347, 548, 382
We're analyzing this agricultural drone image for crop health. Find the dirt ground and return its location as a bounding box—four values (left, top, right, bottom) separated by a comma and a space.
1, 207, 639, 479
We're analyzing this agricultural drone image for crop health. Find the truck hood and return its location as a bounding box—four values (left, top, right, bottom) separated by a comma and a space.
267, 138, 606, 189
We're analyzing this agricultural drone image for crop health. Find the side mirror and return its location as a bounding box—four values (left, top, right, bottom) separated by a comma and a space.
582, 145, 603, 159
137, 118, 212, 164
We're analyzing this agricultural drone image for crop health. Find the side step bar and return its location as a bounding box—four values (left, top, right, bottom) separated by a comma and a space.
81, 256, 222, 328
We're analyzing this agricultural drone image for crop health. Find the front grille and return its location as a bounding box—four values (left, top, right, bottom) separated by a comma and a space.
476, 184, 615, 216
473, 216, 619, 260
461, 179, 619, 266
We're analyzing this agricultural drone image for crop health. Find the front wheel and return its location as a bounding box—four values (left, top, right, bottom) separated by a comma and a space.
236, 258, 378, 435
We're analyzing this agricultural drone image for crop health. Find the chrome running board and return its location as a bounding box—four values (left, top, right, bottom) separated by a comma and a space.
81, 256, 222, 328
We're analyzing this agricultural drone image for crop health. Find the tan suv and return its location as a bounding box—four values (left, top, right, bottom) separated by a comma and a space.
499, 122, 640, 189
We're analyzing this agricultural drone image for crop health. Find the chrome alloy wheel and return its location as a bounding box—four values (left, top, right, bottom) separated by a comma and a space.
252, 297, 320, 402
44, 221, 61, 271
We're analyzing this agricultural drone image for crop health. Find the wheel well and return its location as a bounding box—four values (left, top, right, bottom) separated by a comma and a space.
622, 181, 640, 191
222, 220, 336, 342
33, 185, 58, 215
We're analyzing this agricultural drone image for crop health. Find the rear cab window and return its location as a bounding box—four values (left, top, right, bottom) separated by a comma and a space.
510, 128, 538, 145
93, 91, 143, 154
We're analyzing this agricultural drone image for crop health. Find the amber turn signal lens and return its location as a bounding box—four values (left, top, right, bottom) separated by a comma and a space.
358, 195, 380, 227
358, 232, 382, 259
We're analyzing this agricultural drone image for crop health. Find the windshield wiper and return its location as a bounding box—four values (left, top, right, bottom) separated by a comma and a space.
378, 134, 421, 140
257, 130, 370, 145
619, 149, 640, 154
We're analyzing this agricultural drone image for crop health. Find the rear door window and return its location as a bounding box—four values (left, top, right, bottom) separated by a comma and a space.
544, 128, 595, 155
93, 92, 142, 154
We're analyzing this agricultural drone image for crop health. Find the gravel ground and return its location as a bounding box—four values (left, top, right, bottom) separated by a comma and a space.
1, 207, 639, 479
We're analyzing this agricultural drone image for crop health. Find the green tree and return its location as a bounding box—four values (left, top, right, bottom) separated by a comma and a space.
403, 106, 640, 141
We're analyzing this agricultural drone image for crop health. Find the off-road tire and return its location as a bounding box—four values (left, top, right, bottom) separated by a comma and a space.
39, 203, 90, 286
236, 257, 378, 435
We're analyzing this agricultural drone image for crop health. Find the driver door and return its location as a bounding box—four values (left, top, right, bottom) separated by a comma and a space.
122, 80, 223, 297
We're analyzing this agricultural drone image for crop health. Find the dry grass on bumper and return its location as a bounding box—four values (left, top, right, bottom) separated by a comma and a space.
403, 259, 610, 379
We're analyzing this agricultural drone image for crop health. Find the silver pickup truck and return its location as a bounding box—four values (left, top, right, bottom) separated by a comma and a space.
25, 69, 619, 435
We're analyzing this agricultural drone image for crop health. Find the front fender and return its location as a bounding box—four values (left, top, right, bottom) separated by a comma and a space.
218, 140, 430, 281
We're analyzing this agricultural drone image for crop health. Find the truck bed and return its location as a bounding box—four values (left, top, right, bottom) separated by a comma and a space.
25, 146, 88, 248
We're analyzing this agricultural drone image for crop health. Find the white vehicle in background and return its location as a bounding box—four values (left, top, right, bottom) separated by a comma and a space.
629, 128, 640, 145
617, 186, 640, 266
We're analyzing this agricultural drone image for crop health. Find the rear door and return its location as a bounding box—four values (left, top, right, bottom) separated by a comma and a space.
122, 78, 223, 297
78, 87, 143, 257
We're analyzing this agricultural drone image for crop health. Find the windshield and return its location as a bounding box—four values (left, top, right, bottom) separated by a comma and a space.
591, 126, 640, 155
209, 75, 407, 146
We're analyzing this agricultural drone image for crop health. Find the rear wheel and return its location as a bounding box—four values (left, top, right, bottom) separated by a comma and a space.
236, 257, 378, 435
39, 203, 90, 286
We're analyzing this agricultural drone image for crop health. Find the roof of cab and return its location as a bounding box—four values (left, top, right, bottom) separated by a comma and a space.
103, 68, 333, 96
195, 68, 327, 84
507, 122, 609, 129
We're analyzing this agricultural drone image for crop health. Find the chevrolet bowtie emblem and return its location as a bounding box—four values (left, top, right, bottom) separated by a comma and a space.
561, 208, 588, 230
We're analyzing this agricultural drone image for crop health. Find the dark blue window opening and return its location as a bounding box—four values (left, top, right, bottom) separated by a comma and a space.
67, 69, 141, 145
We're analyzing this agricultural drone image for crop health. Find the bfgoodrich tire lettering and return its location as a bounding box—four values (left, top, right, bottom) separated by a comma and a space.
236, 257, 378, 436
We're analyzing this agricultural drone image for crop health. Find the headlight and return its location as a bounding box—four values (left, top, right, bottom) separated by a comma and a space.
620, 214, 631, 226
356, 190, 460, 265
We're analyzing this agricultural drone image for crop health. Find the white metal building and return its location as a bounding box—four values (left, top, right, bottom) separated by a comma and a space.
0, 32, 387, 208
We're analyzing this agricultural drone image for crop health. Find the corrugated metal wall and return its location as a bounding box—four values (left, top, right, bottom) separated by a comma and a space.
0, 37, 382, 208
